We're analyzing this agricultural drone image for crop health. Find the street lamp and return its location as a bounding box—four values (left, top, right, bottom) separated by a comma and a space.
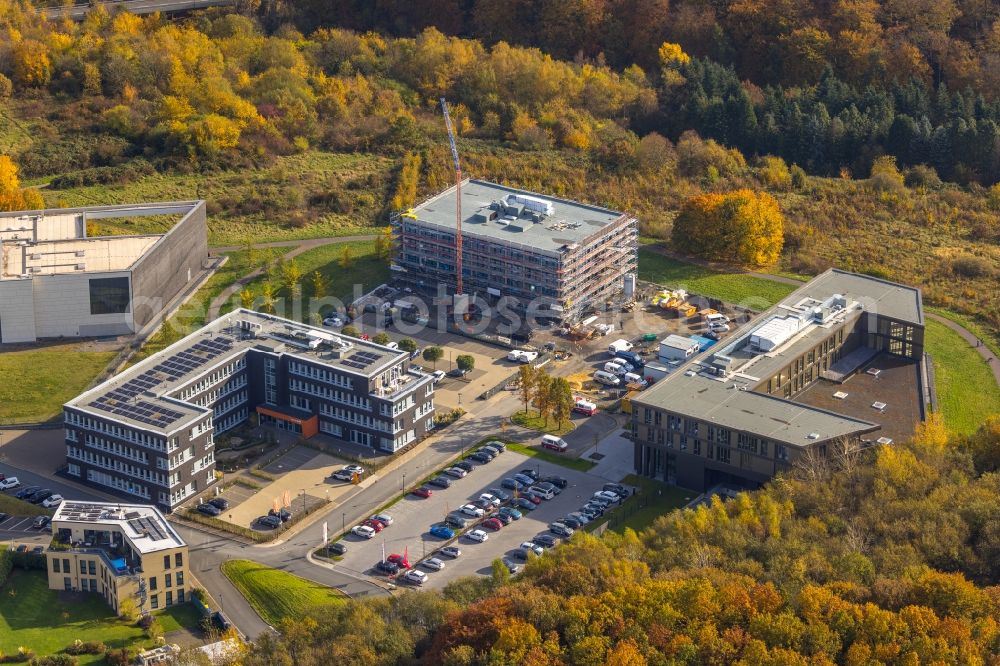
301, 489, 306, 515
342, 512, 346, 535
401, 472, 406, 491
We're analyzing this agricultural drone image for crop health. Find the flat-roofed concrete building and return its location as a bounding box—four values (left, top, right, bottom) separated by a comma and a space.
46, 501, 188, 615
0, 201, 208, 343
631, 269, 926, 491
64, 310, 435, 510
394, 180, 637, 321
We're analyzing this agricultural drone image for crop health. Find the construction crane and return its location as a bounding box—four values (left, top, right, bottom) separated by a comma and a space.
439, 97, 463, 298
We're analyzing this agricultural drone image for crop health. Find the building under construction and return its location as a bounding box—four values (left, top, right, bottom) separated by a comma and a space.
393, 180, 638, 322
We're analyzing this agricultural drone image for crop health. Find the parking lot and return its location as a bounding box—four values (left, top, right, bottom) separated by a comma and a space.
331, 449, 608, 589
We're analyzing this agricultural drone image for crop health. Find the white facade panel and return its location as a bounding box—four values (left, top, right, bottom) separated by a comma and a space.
32, 271, 135, 339
0, 279, 38, 342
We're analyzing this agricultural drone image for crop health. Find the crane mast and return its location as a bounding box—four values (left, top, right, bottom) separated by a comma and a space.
439, 98, 463, 298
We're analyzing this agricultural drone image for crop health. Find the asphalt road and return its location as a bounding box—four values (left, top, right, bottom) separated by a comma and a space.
45, 0, 233, 21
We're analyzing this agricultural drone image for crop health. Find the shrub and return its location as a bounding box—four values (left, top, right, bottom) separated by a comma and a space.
868, 155, 905, 194
950, 255, 994, 278
102, 649, 133, 666
191, 587, 208, 603
0, 73, 12, 98
64, 641, 104, 656
790, 164, 807, 190
1, 647, 35, 663
758, 156, 792, 190
904, 164, 942, 190
30, 656, 77, 666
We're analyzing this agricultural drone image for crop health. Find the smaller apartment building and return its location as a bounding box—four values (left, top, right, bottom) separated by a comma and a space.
47, 501, 188, 615
631, 270, 925, 492
65, 311, 434, 510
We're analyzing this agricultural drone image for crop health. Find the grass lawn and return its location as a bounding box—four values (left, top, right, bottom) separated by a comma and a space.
221, 560, 346, 626
0, 569, 200, 664
594, 474, 693, 534
638, 248, 796, 310
0, 494, 52, 518
925, 319, 1000, 435
501, 441, 596, 472
510, 410, 576, 436
0, 343, 117, 424
222, 240, 390, 322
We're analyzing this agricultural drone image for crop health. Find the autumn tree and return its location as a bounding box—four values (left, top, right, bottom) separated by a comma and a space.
397, 338, 417, 353
372, 332, 391, 345
549, 377, 574, 430
533, 371, 554, 426
309, 270, 328, 298
339, 246, 353, 269
259, 281, 276, 313
455, 354, 475, 373
239, 287, 255, 309
0, 155, 44, 212
517, 364, 538, 415
672, 189, 785, 267
281, 259, 303, 296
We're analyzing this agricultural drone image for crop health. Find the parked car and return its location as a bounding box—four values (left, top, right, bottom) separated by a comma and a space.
535, 481, 560, 495
403, 569, 427, 585
439, 546, 462, 558
0, 477, 20, 490
513, 473, 535, 487
468, 452, 492, 463
428, 476, 452, 489
0, 513, 9, 523
482, 517, 504, 530
431, 370, 446, 383
32, 545, 44, 555
534, 534, 558, 548
208, 497, 230, 510
446, 367, 467, 378
412, 486, 433, 498
460, 504, 485, 518
258, 514, 281, 529
513, 498, 537, 511
197, 503, 222, 517
528, 486, 554, 501
41, 494, 64, 508
580, 504, 605, 518
29, 490, 54, 504
593, 369, 622, 386
362, 519, 384, 533
15, 486, 40, 499
472, 498, 495, 513
352, 525, 376, 539
270, 508, 292, 522
429, 525, 455, 539
604, 360, 631, 376
541, 435, 568, 452
330, 542, 348, 555
323, 316, 344, 328
423, 557, 445, 571
498, 506, 522, 521
344, 464, 365, 475
519, 468, 539, 481
32, 515, 51, 529
549, 522, 575, 537
615, 350, 645, 369
386, 553, 409, 568
479, 493, 502, 507
572, 399, 598, 416
487, 487, 511, 502
520, 541, 544, 556
522, 491, 543, 504
370, 513, 394, 526
500, 478, 524, 491
443, 467, 467, 478
15, 544, 27, 553
567, 511, 592, 525
562, 516, 583, 529
445, 514, 472, 529
594, 490, 623, 504
212, 612, 232, 632
542, 475, 568, 489
476, 447, 497, 460
484, 440, 507, 453
466, 529, 489, 543
331, 469, 354, 482
603, 483, 629, 497
376, 560, 400, 575
502, 558, 521, 574
455, 460, 475, 472
493, 512, 513, 525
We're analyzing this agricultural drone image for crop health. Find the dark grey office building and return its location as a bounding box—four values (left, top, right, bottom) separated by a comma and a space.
631, 269, 927, 492
64, 310, 435, 511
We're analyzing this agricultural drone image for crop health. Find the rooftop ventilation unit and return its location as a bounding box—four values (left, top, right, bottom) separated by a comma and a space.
506, 193, 554, 216
807, 432, 820, 440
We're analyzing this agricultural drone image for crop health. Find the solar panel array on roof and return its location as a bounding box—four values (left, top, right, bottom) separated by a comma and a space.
88, 395, 186, 429
58, 502, 105, 521
128, 516, 168, 541
150, 336, 234, 381
343, 350, 381, 370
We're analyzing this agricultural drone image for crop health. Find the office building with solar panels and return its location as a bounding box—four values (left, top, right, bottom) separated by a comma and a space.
0, 201, 208, 343
47, 501, 188, 614
64, 310, 435, 510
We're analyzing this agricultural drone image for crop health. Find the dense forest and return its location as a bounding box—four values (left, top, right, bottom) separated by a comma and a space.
216, 416, 1000, 664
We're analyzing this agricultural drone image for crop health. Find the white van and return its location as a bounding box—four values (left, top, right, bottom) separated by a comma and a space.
541, 434, 568, 452
623, 372, 649, 388
603, 361, 630, 376
593, 370, 622, 386
705, 313, 729, 326
608, 339, 633, 356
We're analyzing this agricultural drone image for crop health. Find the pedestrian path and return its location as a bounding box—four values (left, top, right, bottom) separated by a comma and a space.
925, 312, 1000, 388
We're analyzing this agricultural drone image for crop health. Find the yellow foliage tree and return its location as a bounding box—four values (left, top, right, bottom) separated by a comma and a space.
12, 40, 52, 87
0, 155, 43, 212
671, 189, 785, 267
